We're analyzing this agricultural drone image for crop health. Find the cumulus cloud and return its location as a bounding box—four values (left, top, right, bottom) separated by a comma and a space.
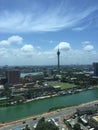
8, 35, 23, 43
0, 48, 8, 58
20, 44, 35, 57
54, 42, 71, 51
0, 35, 23, 46
21, 44, 34, 52
82, 41, 94, 51
83, 44, 94, 51
0, 40, 9, 46
0, 35, 98, 65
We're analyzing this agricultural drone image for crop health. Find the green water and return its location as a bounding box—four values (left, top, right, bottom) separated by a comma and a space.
0, 88, 98, 123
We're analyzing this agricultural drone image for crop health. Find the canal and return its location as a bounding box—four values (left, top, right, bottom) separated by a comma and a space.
0, 88, 98, 123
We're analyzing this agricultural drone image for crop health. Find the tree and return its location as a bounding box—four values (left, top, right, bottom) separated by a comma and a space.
73, 123, 81, 130
35, 117, 59, 130
14, 95, 24, 102
4, 83, 11, 98
25, 90, 32, 99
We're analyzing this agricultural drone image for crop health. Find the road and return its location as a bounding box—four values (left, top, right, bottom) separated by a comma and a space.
0, 100, 98, 130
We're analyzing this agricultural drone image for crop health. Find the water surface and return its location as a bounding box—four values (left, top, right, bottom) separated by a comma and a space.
0, 88, 98, 123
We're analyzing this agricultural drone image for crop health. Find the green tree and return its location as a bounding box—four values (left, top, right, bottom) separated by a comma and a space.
4, 83, 11, 99
35, 117, 59, 130
14, 95, 24, 101
73, 123, 81, 130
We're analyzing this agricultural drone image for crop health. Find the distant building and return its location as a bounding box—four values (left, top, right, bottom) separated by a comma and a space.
20, 72, 44, 81
46, 68, 53, 77
24, 82, 35, 88
6, 70, 20, 85
93, 62, 98, 76
13, 84, 23, 89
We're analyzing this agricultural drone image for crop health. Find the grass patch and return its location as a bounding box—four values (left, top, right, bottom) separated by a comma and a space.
48, 106, 66, 112
52, 82, 76, 90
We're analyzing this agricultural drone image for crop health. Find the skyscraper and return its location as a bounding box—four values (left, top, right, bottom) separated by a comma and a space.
57, 49, 60, 73
93, 62, 98, 76
6, 69, 20, 85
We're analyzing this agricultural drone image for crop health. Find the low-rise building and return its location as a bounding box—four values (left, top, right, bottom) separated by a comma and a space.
88, 115, 98, 130
77, 105, 98, 116
24, 82, 35, 88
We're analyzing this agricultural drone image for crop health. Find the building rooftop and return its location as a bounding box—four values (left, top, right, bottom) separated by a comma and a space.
0, 85, 4, 89
92, 115, 98, 122
20, 72, 43, 78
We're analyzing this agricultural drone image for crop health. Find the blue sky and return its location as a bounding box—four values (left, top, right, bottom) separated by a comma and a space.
0, 0, 98, 65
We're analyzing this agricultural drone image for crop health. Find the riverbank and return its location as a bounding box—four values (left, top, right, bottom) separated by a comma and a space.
0, 99, 98, 128
0, 88, 98, 125
0, 85, 98, 107
25, 94, 58, 103
15, 85, 98, 104
21, 85, 98, 107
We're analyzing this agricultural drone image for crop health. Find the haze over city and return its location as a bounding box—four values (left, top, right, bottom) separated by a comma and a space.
0, 0, 98, 66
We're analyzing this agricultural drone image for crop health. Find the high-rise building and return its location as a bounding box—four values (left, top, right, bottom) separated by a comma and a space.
57, 49, 60, 73
93, 62, 98, 76
6, 70, 20, 85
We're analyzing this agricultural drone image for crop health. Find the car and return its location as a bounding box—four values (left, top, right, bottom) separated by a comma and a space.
22, 121, 26, 124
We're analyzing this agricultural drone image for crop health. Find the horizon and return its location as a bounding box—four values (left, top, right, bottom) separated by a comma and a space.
0, 0, 98, 66
0, 64, 95, 67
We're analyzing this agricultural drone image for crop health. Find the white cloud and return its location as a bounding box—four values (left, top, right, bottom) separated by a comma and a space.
0, 35, 23, 46
0, 40, 9, 46
82, 41, 94, 52
83, 44, 94, 51
21, 44, 34, 52
0, 46, 98, 65
0, 36, 98, 65
54, 42, 71, 51
20, 44, 35, 58
0, 48, 9, 58
0, 1, 97, 33
8, 35, 23, 44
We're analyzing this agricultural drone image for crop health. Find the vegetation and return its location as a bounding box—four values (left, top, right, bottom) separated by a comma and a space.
35, 117, 59, 130
13, 95, 24, 101
73, 123, 82, 130
48, 106, 66, 111
4, 83, 11, 98
52, 82, 76, 90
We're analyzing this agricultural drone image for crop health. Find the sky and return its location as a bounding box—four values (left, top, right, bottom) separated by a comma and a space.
0, 0, 98, 66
